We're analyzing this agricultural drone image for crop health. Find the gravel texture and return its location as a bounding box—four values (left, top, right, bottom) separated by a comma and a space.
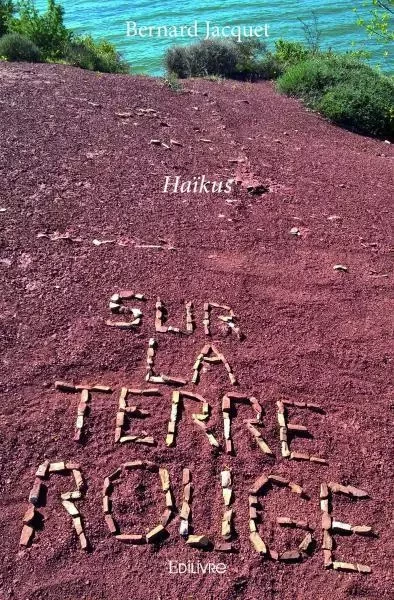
0, 62, 393, 600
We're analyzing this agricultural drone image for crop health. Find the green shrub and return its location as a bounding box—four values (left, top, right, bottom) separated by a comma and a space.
165, 38, 279, 81
276, 56, 337, 101
165, 45, 191, 78
165, 38, 319, 82
0, 31, 40, 61
165, 39, 241, 78
64, 35, 129, 73
233, 39, 265, 78
277, 55, 374, 99
233, 39, 283, 80
317, 82, 394, 138
0, 0, 14, 36
249, 54, 284, 80
163, 71, 183, 91
189, 39, 239, 77
274, 39, 313, 69
2, 0, 129, 73
277, 55, 394, 138
10, 0, 70, 59
63, 39, 96, 71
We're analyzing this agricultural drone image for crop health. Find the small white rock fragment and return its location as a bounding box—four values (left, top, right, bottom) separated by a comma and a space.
93, 239, 116, 246
333, 264, 348, 272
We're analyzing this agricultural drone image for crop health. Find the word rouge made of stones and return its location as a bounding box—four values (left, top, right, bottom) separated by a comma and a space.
20, 461, 375, 574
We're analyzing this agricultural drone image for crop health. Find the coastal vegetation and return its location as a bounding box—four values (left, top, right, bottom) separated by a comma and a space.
0, 31, 40, 60
165, 38, 282, 81
276, 54, 394, 138
0, 1, 392, 138
164, 35, 393, 140
0, 0, 129, 72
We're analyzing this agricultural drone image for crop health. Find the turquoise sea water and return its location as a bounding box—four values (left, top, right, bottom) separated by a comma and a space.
36, 0, 391, 74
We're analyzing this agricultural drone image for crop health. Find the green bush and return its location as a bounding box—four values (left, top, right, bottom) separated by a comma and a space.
317, 82, 394, 138
277, 55, 372, 99
249, 54, 283, 80
163, 71, 183, 91
277, 55, 394, 138
233, 39, 265, 78
276, 56, 337, 101
164, 45, 191, 78
188, 39, 239, 78
165, 38, 280, 81
0, 31, 40, 61
10, 0, 70, 59
64, 36, 129, 73
274, 39, 313, 69
0, 0, 14, 36
1, 0, 129, 73
165, 39, 242, 79
234, 39, 284, 80
165, 37, 319, 81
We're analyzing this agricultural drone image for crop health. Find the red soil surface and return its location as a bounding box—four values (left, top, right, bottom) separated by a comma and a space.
0, 62, 393, 600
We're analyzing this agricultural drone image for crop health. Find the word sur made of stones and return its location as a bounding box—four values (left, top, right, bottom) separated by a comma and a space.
106, 294, 243, 339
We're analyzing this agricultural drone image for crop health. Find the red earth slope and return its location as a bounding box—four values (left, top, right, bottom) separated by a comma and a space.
0, 63, 393, 600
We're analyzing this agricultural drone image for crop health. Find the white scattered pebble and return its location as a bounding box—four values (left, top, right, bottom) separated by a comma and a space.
92, 239, 116, 246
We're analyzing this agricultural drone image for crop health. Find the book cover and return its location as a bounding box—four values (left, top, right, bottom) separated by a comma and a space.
0, 1, 392, 599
